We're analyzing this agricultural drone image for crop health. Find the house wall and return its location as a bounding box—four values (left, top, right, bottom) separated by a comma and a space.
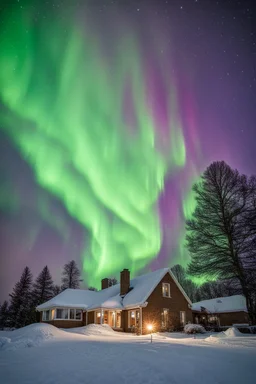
142, 272, 192, 333
43, 320, 84, 328
219, 311, 249, 326
87, 311, 95, 325
40, 310, 87, 328
192, 311, 249, 326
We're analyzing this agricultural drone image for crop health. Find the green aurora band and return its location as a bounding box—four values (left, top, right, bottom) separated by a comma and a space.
0, 6, 194, 287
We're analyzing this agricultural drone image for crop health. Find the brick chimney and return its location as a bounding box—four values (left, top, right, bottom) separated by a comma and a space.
120, 269, 130, 296
101, 278, 109, 290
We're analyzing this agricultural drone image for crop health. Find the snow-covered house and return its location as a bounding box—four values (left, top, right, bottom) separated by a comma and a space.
36, 268, 193, 333
192, 295, 249, 326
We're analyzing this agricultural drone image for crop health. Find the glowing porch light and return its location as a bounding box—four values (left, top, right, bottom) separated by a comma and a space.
147, 324, 153, 343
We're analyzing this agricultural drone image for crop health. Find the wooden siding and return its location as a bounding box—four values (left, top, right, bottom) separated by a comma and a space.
87, 311, 95, 324
43, 320, 84, 328
192, 310, 249, 326
219, 311, 249, 326
142, 272, 192, 333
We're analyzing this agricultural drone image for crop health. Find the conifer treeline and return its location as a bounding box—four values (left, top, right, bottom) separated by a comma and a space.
0, 260, 119, 329
0, 260, 81, 329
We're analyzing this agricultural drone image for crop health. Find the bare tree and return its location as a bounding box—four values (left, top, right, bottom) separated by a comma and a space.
61, 260, 81, 290
52, 285, 61, 296
186, 161, 256, 323
108, 278, 118, 287
171, 264, 197, 302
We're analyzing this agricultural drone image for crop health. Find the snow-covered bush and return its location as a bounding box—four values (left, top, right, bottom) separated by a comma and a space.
184, 324, 206, 334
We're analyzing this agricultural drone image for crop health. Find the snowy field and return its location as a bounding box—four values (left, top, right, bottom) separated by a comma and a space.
0, 324, 256, 384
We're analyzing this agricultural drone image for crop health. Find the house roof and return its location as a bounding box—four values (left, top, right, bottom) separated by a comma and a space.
36, 288, 98, 310
36, 267, 192, 311
192, 295, 247, 314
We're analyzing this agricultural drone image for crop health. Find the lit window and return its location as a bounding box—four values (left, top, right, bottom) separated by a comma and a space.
128, 310, 140, 328
116, 311, 121, 328
96, 311, 101, 324
162, 283, 171, 298
161, 308, 169, 328
208, 315, 218, 323
180, 311, 186, 326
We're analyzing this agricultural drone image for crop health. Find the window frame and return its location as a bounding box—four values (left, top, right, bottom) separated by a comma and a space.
128, 309, 140, 328
94, 310, 122, 328
42, 307, 83, 321
161, 308, 169, 329
56, 308, 69, 320
180, 311, 186, 326
42, 310, 50, 321
162, 282, 171, 298
75, 309, 83, 321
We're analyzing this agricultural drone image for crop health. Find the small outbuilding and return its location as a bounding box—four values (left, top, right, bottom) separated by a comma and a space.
192, 295, 249, 326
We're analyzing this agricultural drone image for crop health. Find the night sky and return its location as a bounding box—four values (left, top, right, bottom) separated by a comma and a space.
0, 0, 256, 302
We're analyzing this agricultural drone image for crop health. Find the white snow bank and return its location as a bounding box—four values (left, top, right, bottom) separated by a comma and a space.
63, 324, 115, 337
209, 327, 242, 339
205, 327, 256, 346
224, 327, 242, 337
0, 323, 64, 351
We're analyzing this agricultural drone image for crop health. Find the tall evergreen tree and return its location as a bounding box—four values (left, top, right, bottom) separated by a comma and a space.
0, 300, 10, 329
9, 266, 33, 328
186, 161, 256, 323
32, 266, 54, 305
61, 260, 81, 289
29, 266, 54, 323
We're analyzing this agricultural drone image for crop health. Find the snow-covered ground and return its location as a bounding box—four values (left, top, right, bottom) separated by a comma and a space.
0, 324, 255, 384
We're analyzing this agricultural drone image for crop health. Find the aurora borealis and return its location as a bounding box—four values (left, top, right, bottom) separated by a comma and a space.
0, 0, 256, 299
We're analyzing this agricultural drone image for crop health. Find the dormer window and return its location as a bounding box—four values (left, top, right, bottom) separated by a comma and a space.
162, 283, 171, 298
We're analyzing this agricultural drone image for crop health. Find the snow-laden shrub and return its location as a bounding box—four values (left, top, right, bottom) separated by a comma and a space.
184, 324, 206, 334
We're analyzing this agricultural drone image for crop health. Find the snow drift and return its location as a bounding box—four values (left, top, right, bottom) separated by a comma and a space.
62, 324, 116, 337
0, 323, 64, 351
205, 327, 245, 344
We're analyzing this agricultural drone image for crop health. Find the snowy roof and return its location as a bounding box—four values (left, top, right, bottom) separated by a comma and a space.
192, 295, 247, 313
37, 268, 191, 311
36, 289, 98, 310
